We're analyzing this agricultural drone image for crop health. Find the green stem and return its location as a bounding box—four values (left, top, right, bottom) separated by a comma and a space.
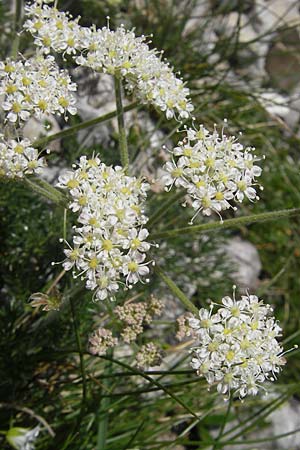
139, 425, 300, 447
225, 392, 290, 442
63, 208, 67, 241
114, 76, 129, 172
96, 377, 201, 398
154, 265, 198, 315
24, 177, 67, 206
212, 396, 232, 450
33, 102, 138, 149
11, 0, 23, 57
99, 354, 201, 421
69, 297, 87, 430
122, 420, 145, 450
97, 353, 113, 450
219, 426, 300, 447
150, 208, 300, 240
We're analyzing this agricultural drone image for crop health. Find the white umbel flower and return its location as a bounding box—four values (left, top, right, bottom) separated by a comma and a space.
163, 123, 263, 222
24, 2, 193, 120
0, 53, 77, 123
189, 290, 288, 398
24, 1, 84, 55
57, 156, 154, 300
76, 25, 194, 120
0, 136, 45, 178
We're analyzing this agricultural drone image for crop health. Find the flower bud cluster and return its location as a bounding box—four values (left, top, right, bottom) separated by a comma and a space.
0, 136, 45, 178
115, 296, 163, 343
25, 2, 193, 120
176, 312, 194, 341
136, 342, 163, 369
163, 124, 263, 222
189, 292, 287, 398
57, 155, 153, 300
0, 53, 77, 123
89, 328, 118, 356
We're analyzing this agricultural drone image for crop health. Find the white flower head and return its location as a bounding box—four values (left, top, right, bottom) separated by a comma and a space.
164, 123, 263, 222
0, 136, 45, 179
24, 2, 84, 55
24, 3, 193, 120
57, 156, 154, 300
189, 289, 288, 398
0, 53, 77, 123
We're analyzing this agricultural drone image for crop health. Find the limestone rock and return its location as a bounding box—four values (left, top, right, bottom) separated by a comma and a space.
224, 236, 262, 289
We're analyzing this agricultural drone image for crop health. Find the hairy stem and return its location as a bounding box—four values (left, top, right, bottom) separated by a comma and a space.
24, 177, 67, 206
69, 297, 87, 430
97, 353, 113, 450
150, 208, 300, 240
114, 76, 129, 172
33, 102, 138, 148
11, 0, 23, 57
212, 396, 232, 450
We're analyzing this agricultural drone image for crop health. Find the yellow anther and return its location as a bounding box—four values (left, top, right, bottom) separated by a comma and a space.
66, 179, 79, 189
89, 257, 98, 269
128, 261, 138, 272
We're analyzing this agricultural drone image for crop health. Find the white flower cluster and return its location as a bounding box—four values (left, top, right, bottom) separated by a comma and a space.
189, 292, 287, 398
0, 53, 77, 123
163, 124, 263, 221
76, 26, 194, 120
57, 155, 154, 300
24, 1, 193, 120
24, 1, 83, 56
0, 136, 45, 178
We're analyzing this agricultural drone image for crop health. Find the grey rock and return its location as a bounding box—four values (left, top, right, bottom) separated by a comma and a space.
224, 236, 261, 289
23, 114, 61, 152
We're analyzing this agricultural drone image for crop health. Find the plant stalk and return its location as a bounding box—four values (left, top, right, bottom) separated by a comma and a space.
11, 0, 23, 57
69, 297, 87, 429
150, 208, 300, 240
24, 177, 67, 207
154, 265, 198, 315
212, 396, 232, 450
114, 75, 129, 172
96, 353, 113, 450
33, 102, 138, 149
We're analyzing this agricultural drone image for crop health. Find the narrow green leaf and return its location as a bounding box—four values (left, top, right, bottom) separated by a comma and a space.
154, 264, 199, 315
99, 354, 202, 421
97, 354, 113, 449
